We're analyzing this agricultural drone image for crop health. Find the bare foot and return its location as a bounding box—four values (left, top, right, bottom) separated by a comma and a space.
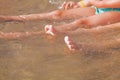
45, 25, 60, 36
64, 36, 80, 51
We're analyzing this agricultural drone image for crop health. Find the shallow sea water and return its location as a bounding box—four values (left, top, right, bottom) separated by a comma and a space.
0, 0, 120, 80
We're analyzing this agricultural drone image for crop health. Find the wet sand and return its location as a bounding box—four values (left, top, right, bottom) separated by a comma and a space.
0, 0, 120, 80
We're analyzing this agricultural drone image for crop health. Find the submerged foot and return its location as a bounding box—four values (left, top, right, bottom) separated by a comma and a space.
45, 25, 59, 36
64, 36, 80, 51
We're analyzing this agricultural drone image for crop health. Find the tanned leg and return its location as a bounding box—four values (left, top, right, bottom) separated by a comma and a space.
0, 31, 44, 39
64, 36, 120, 52
0, 7, 95, 22
45, 12, 120, 36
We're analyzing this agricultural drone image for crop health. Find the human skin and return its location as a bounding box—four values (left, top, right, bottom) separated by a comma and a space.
44, 0, 120, 35
63, 22, 120, 51
45, 22, 120, 36
45, 11, 120, 36
0, 0, 120, 22
64, 35, 120, 52
0, 0, 120, 39
0, 31, 44, 39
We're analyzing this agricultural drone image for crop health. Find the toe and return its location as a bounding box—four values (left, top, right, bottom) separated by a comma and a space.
64, 36, 73, 45
45, 25, 55, 36
64, 36, 69, 44
64, 36, 79, 51
45, 25, 51, 32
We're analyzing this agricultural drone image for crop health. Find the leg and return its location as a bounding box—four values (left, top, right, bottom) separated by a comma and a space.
82, 12, 120, 28
45, 22, 120, 36
0, 31, 44, 39
68, 22, 120, 36
45, 12, 120, 36
0, 7, 95, 22
64, 36, 120, 52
